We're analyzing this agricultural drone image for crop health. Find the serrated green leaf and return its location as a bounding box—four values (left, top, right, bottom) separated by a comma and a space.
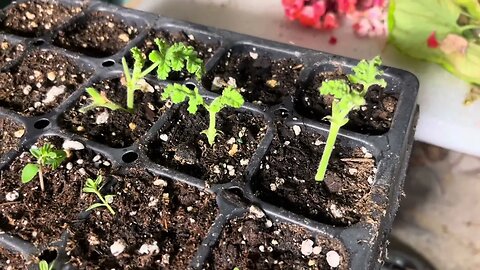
319, 80, 350, 98
30, 147, 41, 158
162, 83, 204, 114
347, 56, 387, 91
21, 163, 39, 183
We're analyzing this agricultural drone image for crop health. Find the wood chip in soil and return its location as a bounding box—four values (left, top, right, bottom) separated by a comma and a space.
0, 39, 25, 69
0, 247, 28, 269
0, 136, 113, 247
53, 11, 140, 57
206, 212, 349, 270
68, 169, 218, 269
129, 29, 220, 81
295, 70, 398, 135
0, 49, 91, 116
252, 122, 382, 226
1, 0, 84, 37
203, 48, 303, 106
59, 78, 166, 148
146, 105, 268, 185
0, 117, 24, 157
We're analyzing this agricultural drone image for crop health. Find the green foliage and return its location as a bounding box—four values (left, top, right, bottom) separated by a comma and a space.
79, 87, 124, 113
21, 143, 66, 191
83, 175, 115, 215
38, 260, 54, 270
315, 57, 386, 181
161, 84, 244, 145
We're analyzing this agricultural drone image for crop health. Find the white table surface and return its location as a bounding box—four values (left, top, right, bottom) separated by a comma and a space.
134, 0, 480, 157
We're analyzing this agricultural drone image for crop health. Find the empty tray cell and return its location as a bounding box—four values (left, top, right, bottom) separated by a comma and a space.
203, 44, 303, 106
0, 37, 25, 69
53, 10, 142, 58
252, 121, 382, 226
59, 76, 167, 148
295, 63, 398, 135
127, 26, 221, 81
68, 176, 218, 269
205, 212, 349, 269
0, 136, 113, 247
0, 49, 92, 116
147, 104, 268, 185
0, 117, 24, 158
1, 0, 84, 37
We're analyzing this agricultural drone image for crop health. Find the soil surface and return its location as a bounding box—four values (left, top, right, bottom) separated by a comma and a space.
68, 169, 218, 269
295, 70, 398, 135
0, 39, 25, 69
252, 122, 379, 226
130, 29, 220, 81
0, 117, 24, 157
0, 49, 91, 116
203, 48, 303, 106
1, 0, 84, 37
206, 211, 349, 270
60, 77, 166, 148
146, 105, 267, 186
0, 247, 28, 270
54, 11, 140, 58
0, 136, 112, 247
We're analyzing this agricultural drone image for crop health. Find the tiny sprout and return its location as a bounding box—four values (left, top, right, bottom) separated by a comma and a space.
161, 83, 244, 145
79, 87, 124, 113
315, 56, 385, 181
83, 175, 115, 215
21, 143, 66, 192
38, 260, 54, 270
233, 267, 240, 270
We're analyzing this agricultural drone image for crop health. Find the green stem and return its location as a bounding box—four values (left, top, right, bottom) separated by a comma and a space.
95, 191, 115, 215
206, 109, 217, 145
315, 121, 341, 181
140, 62, 160, 78
459, 24, 479, 32
38, 165, 45, 192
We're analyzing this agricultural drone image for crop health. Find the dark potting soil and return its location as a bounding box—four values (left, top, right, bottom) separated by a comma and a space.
0, 247, 28, 269
129, 29, 220, 81
53, 11, 140, 58
206, 212, 349, 270
59, 77, 166, 148
68, 169, 218, 269
295, 70, 398, 135
0, 39, 25, 69
0, 117, 24, 157
146, 105, 268, 186
252, 122, 379, 226
1, 0, 84, 37
203, 48, 303, 106
0, 49, 91, 116
0, 136, 112, 247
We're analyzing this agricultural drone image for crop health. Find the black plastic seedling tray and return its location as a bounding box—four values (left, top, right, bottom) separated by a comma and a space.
0, 0, 419, 269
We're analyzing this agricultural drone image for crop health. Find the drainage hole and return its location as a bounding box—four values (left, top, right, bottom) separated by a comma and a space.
102, 59, 115, 67
122, 151, 138, 163
33, 119, 50, 129
185, 82, 196, 90
38, 248, 58, 263
32, 39, 45, 46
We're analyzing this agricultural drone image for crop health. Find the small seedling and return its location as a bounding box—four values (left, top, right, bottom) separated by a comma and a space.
161, 83, 244, 145
315, 56, 386, 181
83, 175, 115, 215
21, 143, 66, 192
79, 87, 124, 113
38, 260, 54, 270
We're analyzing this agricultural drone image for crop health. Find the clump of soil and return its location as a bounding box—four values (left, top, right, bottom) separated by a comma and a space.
206, 211, 349, 269
0, 136, 112, 247
203, 48, 303, 106
0, 49, 91, 116
0, 39, 25, 69
295, 70, 398, 134
54, 11, 140, 57
0, 117, 24, 157
146, 105, 268, 185
130, 29, 220, 81
252, 122, 379, 226
0, 247, 28, 269
68, 169, 218, 269
1, 0, 84, 37
59, 78, 166, 148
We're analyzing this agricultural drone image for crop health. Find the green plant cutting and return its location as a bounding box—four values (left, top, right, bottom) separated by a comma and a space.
315, 56, 386, 181
161, 83, 244, 145
21, 143, 67, 192
81, 38, 205, 113
82, 175, 115, 215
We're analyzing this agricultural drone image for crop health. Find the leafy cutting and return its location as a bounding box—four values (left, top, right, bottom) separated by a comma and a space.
161, 83, 244, 145
83, 175, 115, 215
38, 260, 54, 270
315, 57, 385, 181
21, 143, 67, 192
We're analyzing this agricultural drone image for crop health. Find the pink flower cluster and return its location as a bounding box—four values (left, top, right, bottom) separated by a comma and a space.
282, 0, 388, 37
